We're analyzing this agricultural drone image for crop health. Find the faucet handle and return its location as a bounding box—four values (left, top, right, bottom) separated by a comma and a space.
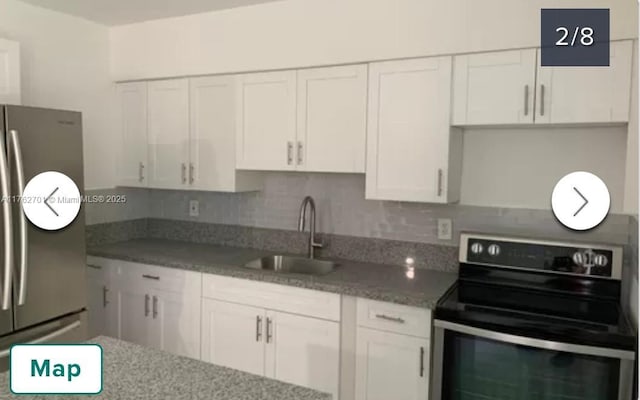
312, 240, 323, 249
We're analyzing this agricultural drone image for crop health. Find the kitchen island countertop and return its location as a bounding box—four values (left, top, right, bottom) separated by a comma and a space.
0, 336, 331, 400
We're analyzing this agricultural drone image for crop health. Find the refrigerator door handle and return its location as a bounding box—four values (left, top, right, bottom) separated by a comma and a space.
9, 130, 27, 306
0, 320, 82, 358
0, 130, 12, 311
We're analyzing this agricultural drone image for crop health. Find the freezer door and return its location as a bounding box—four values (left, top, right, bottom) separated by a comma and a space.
0, 311, 88, 372
0, 108, 13, 337
5, 106, 86, 330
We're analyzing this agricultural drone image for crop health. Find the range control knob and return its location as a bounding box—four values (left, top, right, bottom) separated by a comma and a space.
470, 242, 484, 254
487, 244, 501, 256
572, 252, 584, 266
594, 254, 609, 267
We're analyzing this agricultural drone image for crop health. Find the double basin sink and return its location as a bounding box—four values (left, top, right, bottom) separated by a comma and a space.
243, 255, 336, 276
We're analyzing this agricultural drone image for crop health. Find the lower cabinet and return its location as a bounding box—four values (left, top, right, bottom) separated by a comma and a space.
86, 263, 115, 339
355, 328, 429, 400
201, 298, 340, 398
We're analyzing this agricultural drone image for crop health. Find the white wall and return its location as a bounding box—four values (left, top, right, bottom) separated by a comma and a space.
0, 0, 115, 189
624, 40, 639, 215
110, 0, 639, 81
461, 126, 628, 212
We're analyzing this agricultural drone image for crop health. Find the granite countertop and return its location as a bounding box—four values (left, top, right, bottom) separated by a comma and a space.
0, 336, 331, 400
88, 238, 457, 309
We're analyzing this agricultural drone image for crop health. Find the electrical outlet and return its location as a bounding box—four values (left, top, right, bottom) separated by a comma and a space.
437, 218, 452, 240
189, 200, 199, 217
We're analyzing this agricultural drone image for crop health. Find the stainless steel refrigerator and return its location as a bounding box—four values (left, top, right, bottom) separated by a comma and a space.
0, 105, 87, 371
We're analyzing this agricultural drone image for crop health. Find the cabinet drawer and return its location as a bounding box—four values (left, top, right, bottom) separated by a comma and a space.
357, 298, 431, 338
202, 274, 340, 321
91, 257, 201, 293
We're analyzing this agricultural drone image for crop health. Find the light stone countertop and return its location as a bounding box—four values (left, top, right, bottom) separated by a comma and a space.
88, 238, 458, 309
0, 336, 331, 400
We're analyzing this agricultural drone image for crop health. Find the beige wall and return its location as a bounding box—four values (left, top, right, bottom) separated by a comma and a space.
0, 0, 116, 189
109, 0, 639, 81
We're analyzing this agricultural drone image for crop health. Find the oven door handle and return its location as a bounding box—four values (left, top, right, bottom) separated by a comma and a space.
434, 320, 635, 360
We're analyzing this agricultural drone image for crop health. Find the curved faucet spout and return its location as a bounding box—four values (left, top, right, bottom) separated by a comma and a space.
297, 196, 322, 259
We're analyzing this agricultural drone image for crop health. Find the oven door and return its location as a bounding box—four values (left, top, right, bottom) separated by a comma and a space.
431, 320, 635, 400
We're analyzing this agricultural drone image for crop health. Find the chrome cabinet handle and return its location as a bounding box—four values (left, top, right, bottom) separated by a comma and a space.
540, 84, 545, 116
256, 316, 263, 342
375, 314, 405, 324
139, 162, 144, 182
287, 142, 293, 165
266, 317, 273, 343
437, 169, 443, 197
0, 130, 13, 311
524, 85, 529, 116
189, 163, 194, 184
144, 294, 150, 317
87, 264, 102, 270
9, 130, 26, 306
142, 274, 160, 280
152, 295, 158, 319
419, 346, 425, 377
102, 286, 109, 308
297, 142, 303, 165
181, 163, 187, 184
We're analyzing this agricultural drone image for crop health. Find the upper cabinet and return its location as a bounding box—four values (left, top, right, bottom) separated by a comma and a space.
366, 57, 462, 203
147, 78, 190, 189
236, 71, 297, 171
453, 40, 633, 126
190, 76, 261, 192
452, 49, 537, 125
0, 39, 20, 105
296, 65, 367, 173
536, 40, 633, 124
116, 82, 148, 187
236, 65, 368, 173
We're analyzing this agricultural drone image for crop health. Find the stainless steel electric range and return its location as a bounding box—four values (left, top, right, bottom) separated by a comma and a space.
432, 233, 637, 400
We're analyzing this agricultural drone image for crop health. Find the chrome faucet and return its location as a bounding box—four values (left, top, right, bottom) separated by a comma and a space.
298, 196, 323, 259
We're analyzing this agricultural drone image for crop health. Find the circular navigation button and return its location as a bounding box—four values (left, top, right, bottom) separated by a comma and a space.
21, 171, 81, 231
551, 171, 610, 231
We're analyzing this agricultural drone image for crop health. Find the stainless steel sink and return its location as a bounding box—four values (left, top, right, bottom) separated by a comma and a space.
243, 255, 336, 275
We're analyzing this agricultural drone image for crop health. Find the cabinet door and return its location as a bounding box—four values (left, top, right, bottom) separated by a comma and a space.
116, 82, 148, 187
366, 57, 453, 203
297, 65, 367, 173
536, 40, 633, 124
236, 71, 297, 171
265, 311, 340, 398
116, 285, 153, 348
86, 266, 107, 339
355, 328, 429, 400
148, 78, 190, 189
190, 75, 237, 191
150, 289, 201, 359
0, 39, 20, 105
201, 299, 265, 376
452, 49, 536, 125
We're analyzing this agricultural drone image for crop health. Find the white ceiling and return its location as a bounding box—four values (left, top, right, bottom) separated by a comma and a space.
18, 0, 283, 26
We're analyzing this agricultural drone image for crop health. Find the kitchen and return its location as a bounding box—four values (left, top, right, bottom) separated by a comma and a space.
0, 0, 637, 399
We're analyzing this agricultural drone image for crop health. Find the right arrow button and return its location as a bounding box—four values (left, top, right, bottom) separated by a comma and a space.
552, 172, 610, 231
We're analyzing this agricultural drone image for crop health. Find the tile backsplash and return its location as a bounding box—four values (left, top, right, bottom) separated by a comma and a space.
85, 172, 633, 246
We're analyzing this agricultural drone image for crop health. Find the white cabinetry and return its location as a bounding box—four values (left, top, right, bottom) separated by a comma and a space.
0, 39, 20, 105
86, 261, 116, 339
236, 71, 297, 170
147, 78, 190, 189
366, 56, 462, 203
116, 82, 148, 187
296, 65, 368, 173
89, 258, 202, 360
201, 274, 340, 398
453, 49, 537, 125
536, 40, 633, 124
236, 65, 368, 174
452, 41, 633, 125
189, 75, 261, 191
355, 299, 431, 400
